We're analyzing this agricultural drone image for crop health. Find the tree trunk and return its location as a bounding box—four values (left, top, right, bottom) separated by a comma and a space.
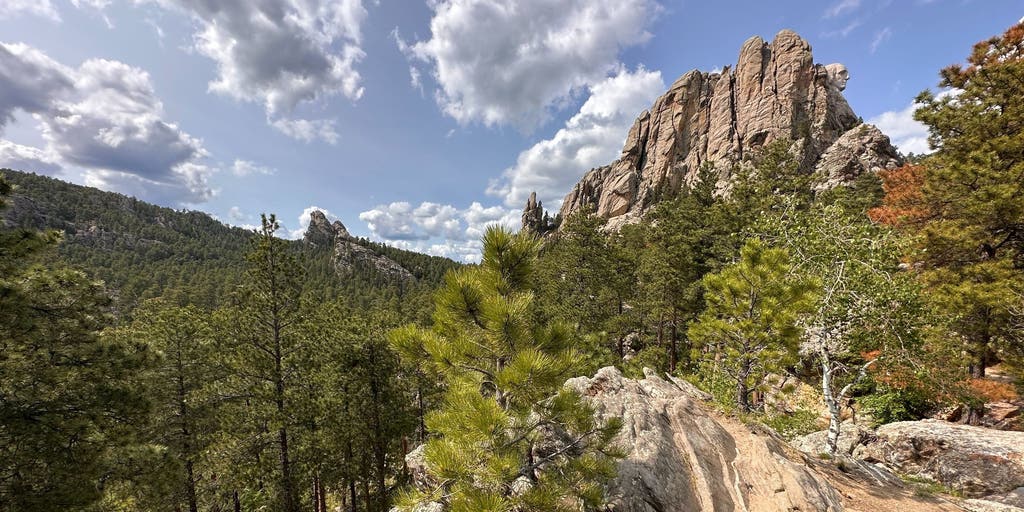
177, 369, 199, 512
233, 490, 241, 512
668, 309, 678, 373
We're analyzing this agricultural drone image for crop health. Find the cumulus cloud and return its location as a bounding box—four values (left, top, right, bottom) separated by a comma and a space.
0, 140, 62, 173
487, 67, 664, 208
231, 159, 276, 177
869, 102, 931, 156
228, 206, 247, 222
141, 0, 368, 140
405, 0, 661, 128
270, 118, 340, 144
0, 0, 61, 22
358, 201, 518, 262
0, 42, 215, 204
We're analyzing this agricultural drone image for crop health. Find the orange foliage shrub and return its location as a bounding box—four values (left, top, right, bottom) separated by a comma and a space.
868, 164, 930, 227
969, 378, 1019, 402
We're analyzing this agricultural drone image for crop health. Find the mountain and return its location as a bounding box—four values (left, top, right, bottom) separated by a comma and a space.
534, 30, 903, 230
0, 169, 460, 311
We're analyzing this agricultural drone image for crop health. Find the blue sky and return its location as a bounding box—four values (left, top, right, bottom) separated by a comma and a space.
0, 0, 1018, 261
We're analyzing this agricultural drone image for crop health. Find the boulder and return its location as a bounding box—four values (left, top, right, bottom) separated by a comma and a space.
855, 419, 1024, 498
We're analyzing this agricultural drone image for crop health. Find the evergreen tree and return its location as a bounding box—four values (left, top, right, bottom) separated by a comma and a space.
391, 227, 621, 512
0, 175, 151, 511
689, 239, 818, 412
893, 21, 1024, 383
218, 214, 306, 512
125, 300, 222, 511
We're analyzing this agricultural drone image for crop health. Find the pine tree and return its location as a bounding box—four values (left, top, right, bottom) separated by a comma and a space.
390, 227, 621, 512
218, 214, 306, 512
0, 175, 151, 511
126, 300, 222, 511
897, 21, 1024, 383
689, 239, 818, 412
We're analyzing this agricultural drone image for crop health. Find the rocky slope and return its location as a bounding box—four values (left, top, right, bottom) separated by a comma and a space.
403, 368, 965, 512
550, 30, 902, 227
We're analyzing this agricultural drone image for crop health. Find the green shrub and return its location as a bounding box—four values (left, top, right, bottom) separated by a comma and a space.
860, 387, 933, 425
762, 409, 820, 440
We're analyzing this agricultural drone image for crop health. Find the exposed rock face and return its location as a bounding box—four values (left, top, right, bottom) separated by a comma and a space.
304, 210, 349, 247
567, 367, 845, 511
555, 30, 903, 226
521, 192, 545, 235
333, 239, 414, 281
400, 368, 961, 512
854, 419, 1024, 498
301, 209, 414, 281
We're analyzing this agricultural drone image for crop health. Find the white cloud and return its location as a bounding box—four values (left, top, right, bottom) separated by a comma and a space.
869, 102, 931, 156
0, 42, 215, 204
0, 140, 62, 173
406, 0, 661, 128
228, 206, 246, 222
271, 118, 340, 144
358, 200, 518, 262
487, 66, 664, 208
0, 0, 61, 22
822, 19, 862, 38
231, 159, 276, 177
823, 0, 860, 18
0, 43, 73, 127
870, 27, 892, 54
93, 0, 369, 141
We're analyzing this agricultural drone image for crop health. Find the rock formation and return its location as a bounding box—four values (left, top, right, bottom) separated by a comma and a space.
303, 210, 350, 247
853, 420, 1024, 499
301, 209, 414, 281
521, 192, 546, 235
401, 367, 963, 512
551, 29, 902, 228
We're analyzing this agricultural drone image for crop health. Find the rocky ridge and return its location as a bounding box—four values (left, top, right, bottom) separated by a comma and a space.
549, 30, 903, 228
303, 210, 414, 281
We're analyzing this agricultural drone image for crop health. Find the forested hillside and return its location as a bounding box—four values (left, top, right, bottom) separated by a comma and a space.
0, 169, 460, 314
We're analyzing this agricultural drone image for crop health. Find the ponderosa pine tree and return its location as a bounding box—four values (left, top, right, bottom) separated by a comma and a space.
390, 227, 621, 512
127, 300, 222, 512
893, 21, 1024, 382
0, 175, 151, 511
689, 239, 818, 412
218, 214, 305, 512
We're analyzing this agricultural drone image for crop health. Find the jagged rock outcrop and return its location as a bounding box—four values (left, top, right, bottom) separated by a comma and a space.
401, 367, 962, 512
521, 192, 545, 235
303, 210, 350, 247
554, 30, 903, 227
301, 209, 414, 281
853, 419, 1024, 499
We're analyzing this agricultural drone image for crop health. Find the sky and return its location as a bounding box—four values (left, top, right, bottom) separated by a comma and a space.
0, 0, 1019, 262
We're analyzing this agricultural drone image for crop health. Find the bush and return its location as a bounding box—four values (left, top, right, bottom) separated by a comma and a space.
762, 409, 820, 440
860, 386, 933, 425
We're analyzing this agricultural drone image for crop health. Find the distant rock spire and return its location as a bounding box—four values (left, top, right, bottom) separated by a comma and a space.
303, 210, 351, 247
521, 191, 545, 234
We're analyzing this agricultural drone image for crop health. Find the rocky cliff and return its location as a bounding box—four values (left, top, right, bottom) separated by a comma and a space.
303, 210, 415, 281
552, 30, 902, 227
